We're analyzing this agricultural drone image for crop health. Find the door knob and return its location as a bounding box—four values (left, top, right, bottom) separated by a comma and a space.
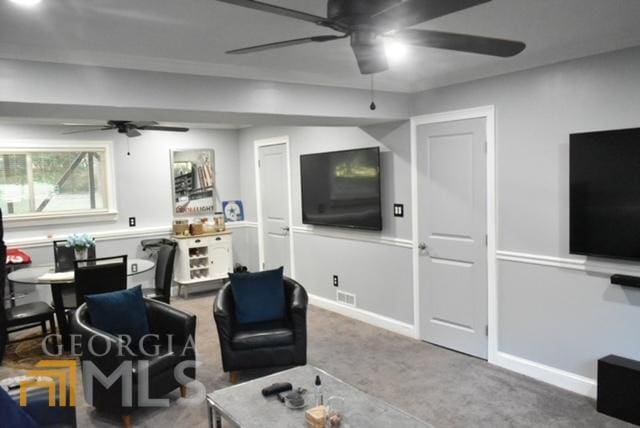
418, 242, 428, 251
282, 226, 290, 235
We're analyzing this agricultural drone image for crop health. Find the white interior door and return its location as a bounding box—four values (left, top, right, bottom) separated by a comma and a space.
417, 118, 488, 359
257, 142, 292, 275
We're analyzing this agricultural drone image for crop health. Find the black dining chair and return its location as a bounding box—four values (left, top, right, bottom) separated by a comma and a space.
54, 239, 97, 309
1, 210, 57, 363
142, 244, 176, 304
53, 240, 96, 273
73, 255, 128, 306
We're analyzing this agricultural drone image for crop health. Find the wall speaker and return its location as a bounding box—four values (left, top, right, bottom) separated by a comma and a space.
597, 354, 640, 425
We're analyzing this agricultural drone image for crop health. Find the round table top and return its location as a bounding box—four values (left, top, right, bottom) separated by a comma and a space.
7, 258, 155, 285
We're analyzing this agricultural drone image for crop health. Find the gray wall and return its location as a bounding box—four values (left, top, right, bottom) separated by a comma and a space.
237, 124, 415, 324
413, 46, 640, 379
1, 124, 240, 239
1, 124, 254, 298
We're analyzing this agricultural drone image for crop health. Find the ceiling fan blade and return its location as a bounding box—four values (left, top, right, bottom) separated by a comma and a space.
217, 0, 338, 29
351, 41, 388, 75
137, 126, 189, 133
371, 0, 491, 34
61, 126, 114, 135
126, 128, 142, 138
130, 121, 158, 128
392, 29, 526, 57
227, 35, 346, 54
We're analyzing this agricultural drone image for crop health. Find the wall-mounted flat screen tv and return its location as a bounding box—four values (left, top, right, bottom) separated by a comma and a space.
570, 127, 640, 261
300, 147, 382, 231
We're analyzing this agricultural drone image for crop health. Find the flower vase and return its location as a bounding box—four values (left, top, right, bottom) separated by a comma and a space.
74, 247, 88, 261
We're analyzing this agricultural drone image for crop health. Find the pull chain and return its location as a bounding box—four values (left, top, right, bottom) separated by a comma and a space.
127, 135, 131, 156
369, 75, 377, 110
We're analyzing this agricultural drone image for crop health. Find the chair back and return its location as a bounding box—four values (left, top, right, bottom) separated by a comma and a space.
54, 240, 96, 272
155, 244, 176, 300
73, 255, 127, 306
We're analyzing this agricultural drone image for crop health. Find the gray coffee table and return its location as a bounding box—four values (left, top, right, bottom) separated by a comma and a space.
206, 365, 432, 428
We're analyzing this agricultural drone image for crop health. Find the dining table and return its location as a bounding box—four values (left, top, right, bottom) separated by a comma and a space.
7, 258, 155, 350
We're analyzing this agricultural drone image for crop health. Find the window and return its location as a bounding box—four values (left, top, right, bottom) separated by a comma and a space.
0, 145, 115, 222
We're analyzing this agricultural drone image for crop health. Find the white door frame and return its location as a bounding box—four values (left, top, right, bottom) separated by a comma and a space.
410, 105, 497, 363
254, 136, 296, 277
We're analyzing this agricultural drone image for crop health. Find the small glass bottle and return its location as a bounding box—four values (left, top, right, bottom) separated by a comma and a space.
314, 375, 323, 406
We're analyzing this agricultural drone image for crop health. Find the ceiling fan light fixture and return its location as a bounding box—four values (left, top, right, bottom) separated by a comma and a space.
9, 0, 42, 7
384, 40, 409, 62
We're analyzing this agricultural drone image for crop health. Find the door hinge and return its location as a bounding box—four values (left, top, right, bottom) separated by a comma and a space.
484, 141, 488, 153
485, 325, 489, 336
485, 234, 488, 247
258, 159, 261, 168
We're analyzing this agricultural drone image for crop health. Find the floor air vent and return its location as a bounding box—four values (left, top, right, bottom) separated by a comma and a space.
336, 290, 356, 307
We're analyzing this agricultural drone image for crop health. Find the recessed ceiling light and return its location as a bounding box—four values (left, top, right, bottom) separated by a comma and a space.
385, 41, 409, 62
9, 0, 42, 7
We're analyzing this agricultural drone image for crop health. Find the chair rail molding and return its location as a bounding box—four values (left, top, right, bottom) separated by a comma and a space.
497, 250, 640, 276
5, 221, 256, 249
291, 225, 412, 249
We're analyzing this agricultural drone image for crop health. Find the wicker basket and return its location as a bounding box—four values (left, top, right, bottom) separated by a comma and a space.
189, 223, 204, 236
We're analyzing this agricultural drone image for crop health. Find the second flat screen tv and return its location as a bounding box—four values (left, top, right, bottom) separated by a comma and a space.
570, 127, 640, 261
300, 147, 382, 231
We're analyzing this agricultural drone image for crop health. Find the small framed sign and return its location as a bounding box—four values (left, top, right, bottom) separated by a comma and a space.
222, 200, 244, 222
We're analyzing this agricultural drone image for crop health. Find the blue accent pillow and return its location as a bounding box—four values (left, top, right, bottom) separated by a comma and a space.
85, 285, 150, 345
230, 267, 285, 324
0, 387, 39, 428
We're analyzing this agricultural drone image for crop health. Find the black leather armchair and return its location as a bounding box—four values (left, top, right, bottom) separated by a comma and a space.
71, 298, 196, 427
213, 277, 308, 383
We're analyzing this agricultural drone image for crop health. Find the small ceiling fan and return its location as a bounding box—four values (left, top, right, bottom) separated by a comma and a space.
218, 0, 526, 75
62, 121, 189, 138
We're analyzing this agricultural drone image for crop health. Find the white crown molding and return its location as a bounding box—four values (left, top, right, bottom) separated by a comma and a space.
497, 250, 640, 276
308, 293, 416, 338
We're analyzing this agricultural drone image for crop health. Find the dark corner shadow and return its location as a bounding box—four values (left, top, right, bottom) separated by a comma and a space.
359, 120, 411, 162
359, 120, 408, 141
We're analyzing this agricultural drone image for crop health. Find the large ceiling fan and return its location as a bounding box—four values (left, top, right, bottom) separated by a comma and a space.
62, 121, 189, 138
219, 0, 526, 75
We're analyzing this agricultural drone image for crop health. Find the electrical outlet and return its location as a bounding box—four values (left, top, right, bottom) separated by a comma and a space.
393, 204, 404, 217
333, 275, 339, 287
129, 217, 136, 227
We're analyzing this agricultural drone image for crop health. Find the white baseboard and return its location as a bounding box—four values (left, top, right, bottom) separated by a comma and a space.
308, 293, 416, 338
491, 351, 597, 398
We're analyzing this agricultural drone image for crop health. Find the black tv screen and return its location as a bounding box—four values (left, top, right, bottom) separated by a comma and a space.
300, 147, 382, 231
570, 127, 640, 260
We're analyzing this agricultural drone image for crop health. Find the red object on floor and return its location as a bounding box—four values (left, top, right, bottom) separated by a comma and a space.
5, 248, 31, 265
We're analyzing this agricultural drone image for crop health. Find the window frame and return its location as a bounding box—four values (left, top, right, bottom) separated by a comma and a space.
1, 140, 118, 227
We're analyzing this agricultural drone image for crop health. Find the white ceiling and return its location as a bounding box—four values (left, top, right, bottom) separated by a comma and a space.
1, 0, 640, 93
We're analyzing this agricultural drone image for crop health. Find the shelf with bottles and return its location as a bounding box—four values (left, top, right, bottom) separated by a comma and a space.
189, 259, 209, 269
188, 247, 208, 258
189, 268, 210, 280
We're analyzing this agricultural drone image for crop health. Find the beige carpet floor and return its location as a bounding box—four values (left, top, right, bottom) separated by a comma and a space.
1, 291, 632, 427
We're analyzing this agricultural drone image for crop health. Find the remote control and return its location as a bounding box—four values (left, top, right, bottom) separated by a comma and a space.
261, 382, 293, 397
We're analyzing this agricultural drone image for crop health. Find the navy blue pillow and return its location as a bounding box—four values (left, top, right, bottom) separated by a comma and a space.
85, 285, 150, 345
230, 267, 285, 324
0, 387, 39, 428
